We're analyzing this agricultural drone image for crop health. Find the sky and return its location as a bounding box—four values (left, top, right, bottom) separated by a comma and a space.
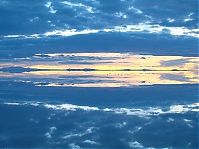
0, 0, 198, 58
0, 1, 199, 148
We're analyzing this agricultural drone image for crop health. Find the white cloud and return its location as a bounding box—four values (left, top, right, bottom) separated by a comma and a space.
103, 24, 199, 38
3, 35, 27, 38
49, 126, 57, 133
4, 101, 40, 106
62, 133, 83, 139
167, 118, 174, 123
167, 18, 175, 23
128, 6, 143, 14
29, 17, 39, 22
3, 101, 199, 117
184, 18, 193, 22
45, 1, 57, 14
45, 126, 57, 139
61, 127, 96, 140
169, 105, 189, 113
114, 12, 128, 19
43, 29, 99, 37
45, 1, 52, 8
128, 126, 142, 134
129, 141, 144, 148
45, 132, 52, 138
183, 119, 192, 123
3, 23, 199, 39
69, 143, 80, 149
115, 122, 127, 128
61, 1, 94, 13
83, 140, 99, 145
44, 103, 99, 111
188, 12, 194, 17
49, 8, 57, 14
184, 13, 194, 22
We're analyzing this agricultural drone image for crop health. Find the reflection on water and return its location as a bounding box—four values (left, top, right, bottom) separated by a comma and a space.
0, 53, 198, 148
0, 71, 197, 87
0, 100, 198, 148
0, 53, 198, 87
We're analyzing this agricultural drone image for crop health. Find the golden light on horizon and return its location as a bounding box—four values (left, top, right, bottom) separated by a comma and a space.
0, 53, 198, 87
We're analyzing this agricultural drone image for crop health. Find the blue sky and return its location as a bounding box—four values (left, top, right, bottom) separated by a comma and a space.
0, 0, 198, 57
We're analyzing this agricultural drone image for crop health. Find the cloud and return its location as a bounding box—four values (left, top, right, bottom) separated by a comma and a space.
83, 140, 99, 145
44, 132, 52, 139
45, 126, 57, 139
45, 1, 57, 14
61, 133, 83, 139
128, 141, 144, 148
167, 18, 175, 23
115, 122, 127, 128
44, 103, 99, 111
114, 12, 127, 19
43, 29, 99, 37
69, 143, 80, 149
167, 118, 174, 123
3, 101, 199, 117
2, 23, 199, 38
61, 1, 94, 13
184, 12, 194, 22
61, 127, 96, 139
128, 6, 143, 14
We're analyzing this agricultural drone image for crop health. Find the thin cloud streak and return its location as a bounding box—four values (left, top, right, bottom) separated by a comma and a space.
2, 23, 199, 39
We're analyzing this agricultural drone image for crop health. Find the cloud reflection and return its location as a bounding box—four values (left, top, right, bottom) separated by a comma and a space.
0, 53, 198, 87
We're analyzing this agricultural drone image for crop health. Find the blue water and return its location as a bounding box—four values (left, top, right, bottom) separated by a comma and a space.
0, 0, 198, 148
